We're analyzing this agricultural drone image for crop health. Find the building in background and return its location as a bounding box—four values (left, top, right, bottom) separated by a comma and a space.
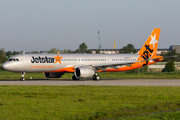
91, 48, 169, 54
169, 45, 180, 53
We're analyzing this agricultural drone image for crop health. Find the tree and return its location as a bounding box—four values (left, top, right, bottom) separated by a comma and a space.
79, 43, 88, 53
0, 48, 7, 63
85, 49, 92, 53
160, 49, 177, 62
31, 51, 39, 53
63, 49, 73, 53
19, 51, 24, 54
96, 49, 100, 53
127, 44, 135, 49
12, 51, 20, 55
75, 49, 80, 53
119, 44, 137, 53
120, 46, 132, 53
6, 51, 12, 58
162, 60, 175, 72
48, 48, 59, 53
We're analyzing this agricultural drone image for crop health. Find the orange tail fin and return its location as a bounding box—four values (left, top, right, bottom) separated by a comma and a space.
138, 28, 161, 65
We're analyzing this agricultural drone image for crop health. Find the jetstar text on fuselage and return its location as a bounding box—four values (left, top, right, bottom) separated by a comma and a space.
31, 56, 54, 63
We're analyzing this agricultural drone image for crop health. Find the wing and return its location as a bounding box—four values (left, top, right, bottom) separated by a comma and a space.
91, 56, 163, 71
72, 61, 137, 71
92, 61, 136, 71
72, 59, 154, 71
85, 56, 175, 71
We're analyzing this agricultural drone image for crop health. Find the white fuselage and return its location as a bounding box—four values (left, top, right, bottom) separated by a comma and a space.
3, 53, 139, 72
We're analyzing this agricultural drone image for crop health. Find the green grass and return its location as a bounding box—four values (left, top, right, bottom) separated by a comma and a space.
0, 86, 180, 119
0, 70, 46, 79
117, 110, 180, 120
98, 72, 180, 79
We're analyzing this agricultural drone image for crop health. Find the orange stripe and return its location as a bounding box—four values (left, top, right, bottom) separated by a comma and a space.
46, 67, 75, 73
45, 60, 160, 73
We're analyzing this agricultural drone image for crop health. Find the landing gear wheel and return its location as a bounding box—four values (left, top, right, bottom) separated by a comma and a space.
72, 75, 79, 80
96, 75, 101, 81
20, 72, 26, 81
92, 75, 96, 80
20, 77, 25, 81
93, 75, 101, 81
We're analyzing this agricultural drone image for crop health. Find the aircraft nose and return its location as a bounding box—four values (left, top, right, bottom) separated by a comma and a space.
2, 62, 11, 70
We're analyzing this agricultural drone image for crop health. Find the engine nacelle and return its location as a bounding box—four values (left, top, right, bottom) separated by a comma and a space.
75, 67, 95, 78
44, 72, 64, 78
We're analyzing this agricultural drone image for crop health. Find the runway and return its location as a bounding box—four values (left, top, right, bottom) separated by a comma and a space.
0, 79, 180, 86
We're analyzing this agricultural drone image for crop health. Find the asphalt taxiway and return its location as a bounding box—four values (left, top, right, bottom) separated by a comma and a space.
0, 79, 180, 86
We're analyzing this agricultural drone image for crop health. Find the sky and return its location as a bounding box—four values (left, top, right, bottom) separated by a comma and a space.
0, 0, 180, 52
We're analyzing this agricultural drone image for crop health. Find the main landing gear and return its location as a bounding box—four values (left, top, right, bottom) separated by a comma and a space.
71, 74, 101, 81
92, 74, 101, 81
20, 72, 25, 81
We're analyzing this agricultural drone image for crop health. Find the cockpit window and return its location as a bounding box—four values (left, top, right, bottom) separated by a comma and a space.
8, 58, 19, 61
8, 59, 13, 61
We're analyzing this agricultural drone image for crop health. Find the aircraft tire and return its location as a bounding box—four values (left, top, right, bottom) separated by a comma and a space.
96, 75, 101, 81
72, 75, 79, 80
20, 77, 25, 81
92, 76, 96, 80
92, 75, 100, 81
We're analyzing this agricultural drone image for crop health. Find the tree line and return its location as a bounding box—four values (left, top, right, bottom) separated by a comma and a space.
0, 43, 137, 63
48, 43, 91, 53
0, 43, 92, 63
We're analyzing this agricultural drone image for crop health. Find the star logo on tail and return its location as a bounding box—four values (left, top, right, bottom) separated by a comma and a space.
54, 55, 62, 64
149, 34, 158, 49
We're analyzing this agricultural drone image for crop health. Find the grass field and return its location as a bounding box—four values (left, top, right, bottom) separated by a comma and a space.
0, 86, 180, 119
1, 64, 180, 120
117, 110, 180, 120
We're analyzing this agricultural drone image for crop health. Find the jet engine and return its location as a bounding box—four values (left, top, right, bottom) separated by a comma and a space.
75, 67, 95, 78
44, 72, 64, 78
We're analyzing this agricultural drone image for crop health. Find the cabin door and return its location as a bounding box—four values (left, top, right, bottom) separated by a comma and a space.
23, 55, 30, 66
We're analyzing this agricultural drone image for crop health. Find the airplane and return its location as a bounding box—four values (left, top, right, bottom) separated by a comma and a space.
3, 28, 163, 81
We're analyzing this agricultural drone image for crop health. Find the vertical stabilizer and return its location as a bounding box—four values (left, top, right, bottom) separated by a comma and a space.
138, 28, 161, 65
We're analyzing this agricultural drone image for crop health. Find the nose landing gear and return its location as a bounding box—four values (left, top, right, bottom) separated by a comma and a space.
20, 72, 25, 81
